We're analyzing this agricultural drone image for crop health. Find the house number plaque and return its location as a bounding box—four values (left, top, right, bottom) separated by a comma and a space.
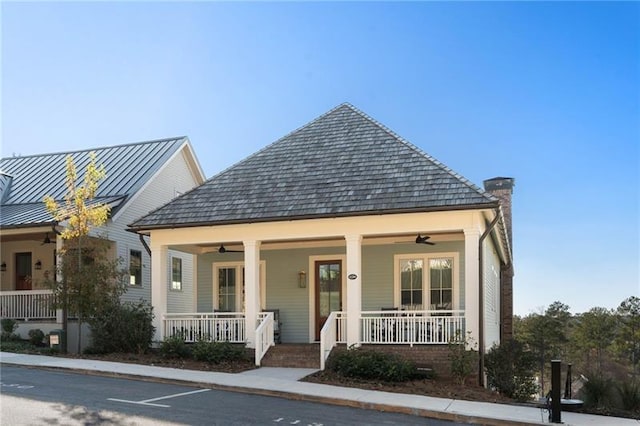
348, 274, 357, 280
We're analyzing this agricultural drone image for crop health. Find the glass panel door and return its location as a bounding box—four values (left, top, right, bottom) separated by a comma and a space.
315, 260, 342, 340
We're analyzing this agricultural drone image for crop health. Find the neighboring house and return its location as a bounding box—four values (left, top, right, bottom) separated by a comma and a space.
129, 104, 515, 369
0, 137, 206, 341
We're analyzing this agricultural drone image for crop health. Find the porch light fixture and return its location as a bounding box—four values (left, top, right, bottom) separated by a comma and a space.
35, 260, 42, 270
0, 262, 5, 272
298, 270, 307, 288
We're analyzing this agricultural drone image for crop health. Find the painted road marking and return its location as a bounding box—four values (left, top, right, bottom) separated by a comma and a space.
108, 388, 211, 408
0, 382, 35, 389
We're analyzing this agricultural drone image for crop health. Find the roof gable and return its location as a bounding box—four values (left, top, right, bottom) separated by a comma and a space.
131, 104, 497, 230
0, 137, 188, 228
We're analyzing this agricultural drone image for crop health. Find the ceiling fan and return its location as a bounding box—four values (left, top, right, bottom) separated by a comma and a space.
415, 234, 435, 245
218, 244, 243, 254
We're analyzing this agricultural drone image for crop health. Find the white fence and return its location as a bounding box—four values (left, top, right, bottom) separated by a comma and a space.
163, 312, 246, 343
0, 290, 57, 321
361, 310, 465, 345
255, 311, 275, 366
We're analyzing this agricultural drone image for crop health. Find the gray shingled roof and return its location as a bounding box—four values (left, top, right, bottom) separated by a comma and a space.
130, 104, 498, 230
0, 137, 187, 229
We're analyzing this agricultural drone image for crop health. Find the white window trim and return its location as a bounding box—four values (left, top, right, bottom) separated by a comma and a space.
393, 252, 460, 310
170, 256, 183, 292
213, 261, 266, 312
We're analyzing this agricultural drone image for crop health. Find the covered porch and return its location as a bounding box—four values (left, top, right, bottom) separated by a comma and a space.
148, 210, 498, 368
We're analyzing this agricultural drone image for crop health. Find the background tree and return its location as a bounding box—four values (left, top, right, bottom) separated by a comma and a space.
44, 152, 118, 352
615, 296, 640, 374
517, 302, 570, 394
573, 307, 617, 376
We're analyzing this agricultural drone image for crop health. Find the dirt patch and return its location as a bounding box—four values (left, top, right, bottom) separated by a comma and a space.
303, 369, 514, 404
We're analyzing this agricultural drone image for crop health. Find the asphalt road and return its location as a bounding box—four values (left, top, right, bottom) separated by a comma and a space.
0, 366, 461, 425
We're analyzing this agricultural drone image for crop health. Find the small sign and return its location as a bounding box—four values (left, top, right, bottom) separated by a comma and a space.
50, 335, 59, 345
348, 274, 357, 280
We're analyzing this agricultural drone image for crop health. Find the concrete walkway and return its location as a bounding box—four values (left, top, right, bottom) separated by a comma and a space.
1, 351, 638, 426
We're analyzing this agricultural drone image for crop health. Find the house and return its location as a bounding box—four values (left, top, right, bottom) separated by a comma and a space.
128, 103, 515, 371
0, 137, 206, 347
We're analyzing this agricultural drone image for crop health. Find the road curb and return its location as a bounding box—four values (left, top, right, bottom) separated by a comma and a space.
3, 362, 545, 426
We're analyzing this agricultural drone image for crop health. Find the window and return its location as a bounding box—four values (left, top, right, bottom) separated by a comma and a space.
171, 257, 182, 291
218, 267, 237, 312
213, 262, 266, 312
429, 258, 453, 310
129, 250, 142, 286
394, 253, 458, 311
400, 259, 423, 309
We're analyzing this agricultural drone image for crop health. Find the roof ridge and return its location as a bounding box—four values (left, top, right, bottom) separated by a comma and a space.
344, 104, 495, 202
0, 136, 188, 161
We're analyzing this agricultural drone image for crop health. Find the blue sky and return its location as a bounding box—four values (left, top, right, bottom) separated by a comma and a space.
2, 2, 638, 315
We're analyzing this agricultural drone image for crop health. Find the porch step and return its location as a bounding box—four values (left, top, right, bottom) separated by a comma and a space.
260, 344, 320, 369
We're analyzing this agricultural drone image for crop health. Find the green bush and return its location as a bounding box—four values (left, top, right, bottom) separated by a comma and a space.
617, 380, 640, 412
87, 301, 155, 354
327, 348, 416, 382
485, 339, 538, 401
159, 334, 191, 359
448, 330, 477, 385
1, 318, 18, 333
28, 329, 45, 346
579, 374, 614, 410
0, 318, 19, 341
192, 340, 247, 364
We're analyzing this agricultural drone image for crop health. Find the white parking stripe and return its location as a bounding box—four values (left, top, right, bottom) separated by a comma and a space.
141, 389, 211, 403
108, 388, 211, 408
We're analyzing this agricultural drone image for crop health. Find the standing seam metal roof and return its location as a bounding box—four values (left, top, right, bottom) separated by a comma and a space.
130, 104, 498, 230
0, 137, 187, 228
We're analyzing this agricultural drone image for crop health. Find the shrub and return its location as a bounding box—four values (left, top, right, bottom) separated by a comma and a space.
327, 348, 416, 382
192, 340, 247, 364
160, 334, 191, 359
448, 330, 477, 385
1, 318, 18, 334
87, 301, 155, 354
485, 339, 538, 402
28, 329, 45, 346
580, 374, 614, 410
617, 380, 640, 412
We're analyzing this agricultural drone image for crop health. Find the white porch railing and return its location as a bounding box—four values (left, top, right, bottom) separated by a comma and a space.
0, 290, 57, 321
163, 312, 246, 343
319, 311, 347, 370
361, 310, 465, 345
255, 311, 275, 366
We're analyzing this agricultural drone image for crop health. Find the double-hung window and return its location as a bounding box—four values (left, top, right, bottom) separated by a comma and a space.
129, 250, 142, 286
213, 262, 266, 312
394, 253, 458, 311
171, 257, 182, 291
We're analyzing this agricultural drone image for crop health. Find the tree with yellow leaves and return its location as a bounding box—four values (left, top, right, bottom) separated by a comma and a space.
44, 152, 124, 353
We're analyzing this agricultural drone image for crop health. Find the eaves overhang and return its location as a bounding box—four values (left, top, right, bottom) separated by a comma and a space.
128, 201, 500, 234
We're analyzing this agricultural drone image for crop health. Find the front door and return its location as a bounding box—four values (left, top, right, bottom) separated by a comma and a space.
315, 260, 342, 340
15, 252, 32, 290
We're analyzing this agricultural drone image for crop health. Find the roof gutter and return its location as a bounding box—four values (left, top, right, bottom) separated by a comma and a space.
478, 207, 501, 387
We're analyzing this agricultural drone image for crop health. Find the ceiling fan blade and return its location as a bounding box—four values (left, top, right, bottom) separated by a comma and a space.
219, 245, 243, 254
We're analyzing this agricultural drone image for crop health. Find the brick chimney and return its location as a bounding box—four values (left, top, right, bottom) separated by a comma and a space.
483, 177, 515, 341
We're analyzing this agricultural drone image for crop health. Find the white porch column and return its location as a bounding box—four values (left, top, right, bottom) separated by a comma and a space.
151, 244, 168, 343
345, 234, 362, 348
243, 240, 261, 349
464, 228, 481, 346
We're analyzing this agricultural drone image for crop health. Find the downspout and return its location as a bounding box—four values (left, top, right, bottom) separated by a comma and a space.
139, 234, 151, 257
478, 208, 501, 387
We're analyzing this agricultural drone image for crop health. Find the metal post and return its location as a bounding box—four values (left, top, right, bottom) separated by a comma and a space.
564, 363, 572, 399
551, 360, 562, 423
